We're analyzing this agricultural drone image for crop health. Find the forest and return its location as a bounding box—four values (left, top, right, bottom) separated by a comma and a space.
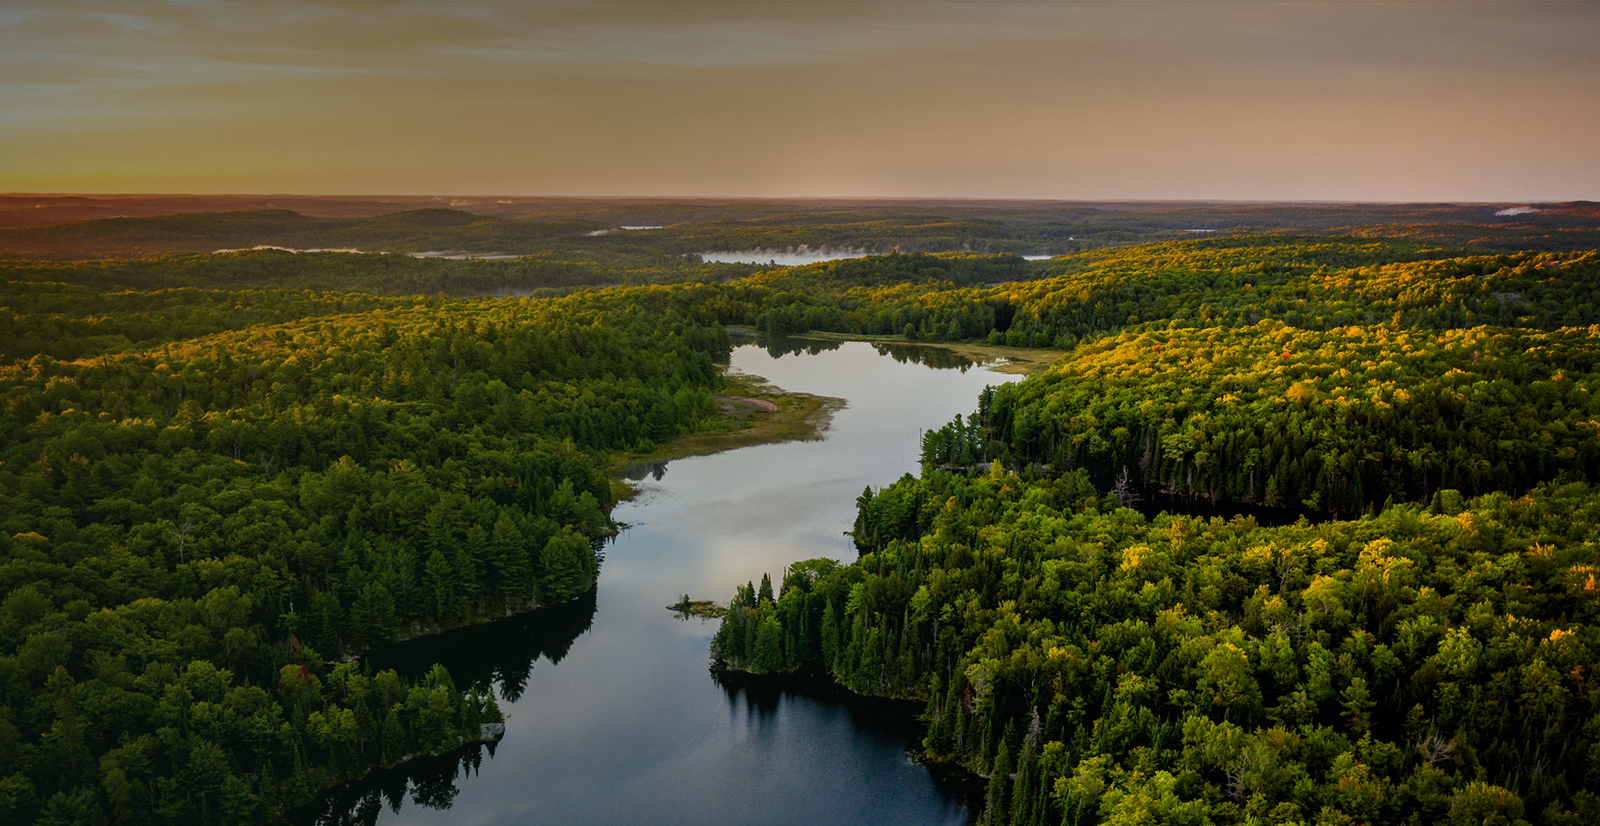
707, 237, 1600, 825
0, 278, 734, 822
2, 204, 1599, 824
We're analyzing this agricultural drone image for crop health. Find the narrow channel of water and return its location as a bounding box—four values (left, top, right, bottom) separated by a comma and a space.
300, 339, 1022, 826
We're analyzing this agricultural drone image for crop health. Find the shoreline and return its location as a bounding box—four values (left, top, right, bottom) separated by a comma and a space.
709, 665, 986, 813
287, 729, 507, 825
774, 330, 1066, 375
608, 368, 845, 502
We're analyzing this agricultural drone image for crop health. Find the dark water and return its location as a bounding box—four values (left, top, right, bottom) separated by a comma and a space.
301, 340, 1021, 826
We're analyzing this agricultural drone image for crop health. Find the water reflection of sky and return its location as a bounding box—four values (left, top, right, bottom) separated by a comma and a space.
699, 249, 872, 266
362, 341, 1019, 826
702, 250, 1056, 265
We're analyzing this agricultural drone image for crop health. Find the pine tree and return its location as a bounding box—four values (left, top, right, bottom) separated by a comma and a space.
220, 775, 257, 824
753, 615, 784, 673
924, 670, 948, 753
711, 606, 742, 665
983, 720, 1018, 823
353, 581, 397, 648
381, 706, 406, 765
538, 527, 588, 604
426, 550, 455, 624
450, 539, 479, 617
490, 511, 530, 604
821, 601, 840, 672
1342, 676, 1374, 734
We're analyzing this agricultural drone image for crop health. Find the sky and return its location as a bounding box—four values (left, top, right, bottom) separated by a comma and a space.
1, 0, 1597, 201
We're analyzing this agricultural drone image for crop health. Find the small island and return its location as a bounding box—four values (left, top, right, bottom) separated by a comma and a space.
669, 595, 728, 619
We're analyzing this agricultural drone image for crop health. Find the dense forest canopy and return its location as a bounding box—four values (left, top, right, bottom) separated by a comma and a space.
718, 472, 1600, 826
704, 234, 1600, 825
2, 213, 1599, 824
0, 279, 735, 822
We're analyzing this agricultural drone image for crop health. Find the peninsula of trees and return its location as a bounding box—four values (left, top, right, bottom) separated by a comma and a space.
711, 239, 1600, 826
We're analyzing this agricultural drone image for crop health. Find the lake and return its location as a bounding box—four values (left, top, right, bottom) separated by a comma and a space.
297, 338, 1023, 826
698, 248, 873, 266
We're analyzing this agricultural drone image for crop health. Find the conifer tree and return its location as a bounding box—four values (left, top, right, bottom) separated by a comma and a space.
821, 601, 840, 672
753, 616, 784, 673
538, 527, 589, 604
426, 550, 455, 624
490, 511, 530, 603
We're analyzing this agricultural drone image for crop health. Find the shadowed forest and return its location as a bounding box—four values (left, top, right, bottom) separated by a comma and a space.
2, 199, 1599, 825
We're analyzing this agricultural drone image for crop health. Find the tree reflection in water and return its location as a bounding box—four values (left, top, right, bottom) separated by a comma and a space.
868, 342, 977, 371
753, 334, 978, 372
710, 668, 984, 818
756, 334, 843, 359
288, 592, 597, 824
365, 589, 597, 701
291, 742, 491, 826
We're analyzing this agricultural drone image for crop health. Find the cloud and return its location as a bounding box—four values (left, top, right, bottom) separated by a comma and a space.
2, 2, 1597, 198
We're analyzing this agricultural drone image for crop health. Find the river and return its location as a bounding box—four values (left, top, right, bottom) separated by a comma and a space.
296, 338, 1023, 826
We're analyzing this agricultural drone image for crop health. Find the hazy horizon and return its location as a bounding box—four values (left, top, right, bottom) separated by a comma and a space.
4, 2, 1596, 201
2, 193, 1589, 206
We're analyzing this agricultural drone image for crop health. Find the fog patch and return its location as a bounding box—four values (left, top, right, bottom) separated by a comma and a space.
410, 251, 522, 260
699, 245, 874, 266
621, 225, 663, 230
212, 245, 519, 260
1495, 206, 1540, 216
214, 245, 376, 255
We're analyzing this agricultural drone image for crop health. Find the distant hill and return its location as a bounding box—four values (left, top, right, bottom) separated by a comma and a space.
0, 208, 606, 260
2, 197, 1598, 260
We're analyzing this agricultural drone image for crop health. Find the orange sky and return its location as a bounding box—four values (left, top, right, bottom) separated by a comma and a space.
2, 1, 1596, 200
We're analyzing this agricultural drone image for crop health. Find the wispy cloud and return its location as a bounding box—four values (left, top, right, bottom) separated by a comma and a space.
2, 1, 1596, 198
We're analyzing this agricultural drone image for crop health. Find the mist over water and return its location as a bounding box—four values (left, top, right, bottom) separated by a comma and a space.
699, 247, 874, 266
212, 245, 523, 260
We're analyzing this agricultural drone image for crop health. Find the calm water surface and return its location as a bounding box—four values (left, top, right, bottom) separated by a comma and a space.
699, 249, 872, 266
311, 340, 1021, 826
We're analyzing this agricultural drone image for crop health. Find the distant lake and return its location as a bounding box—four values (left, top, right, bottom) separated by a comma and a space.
211, 246, 524, 261
409, 252, 524, 260
698, 248, 873, 266
701, 250, 1059, 266
298, 338, 1022, 826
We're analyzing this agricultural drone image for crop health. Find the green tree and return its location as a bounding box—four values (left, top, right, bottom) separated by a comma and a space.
753, 615, 784, 673
539, 527, 590, 604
